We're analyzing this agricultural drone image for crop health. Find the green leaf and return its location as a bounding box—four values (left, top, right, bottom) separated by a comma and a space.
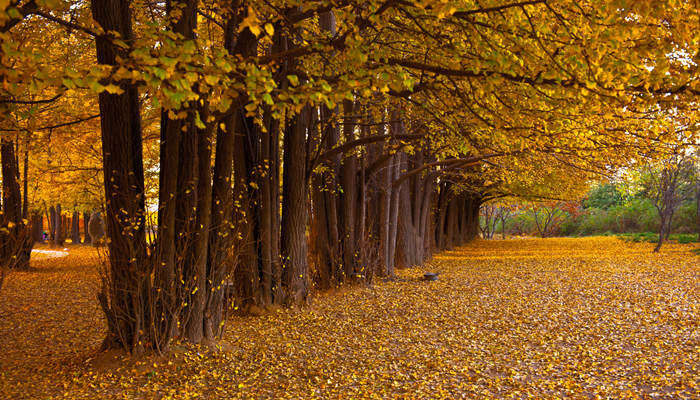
262, 93, 273, 105
104, 84, 124, 95
287, 75, 299, 87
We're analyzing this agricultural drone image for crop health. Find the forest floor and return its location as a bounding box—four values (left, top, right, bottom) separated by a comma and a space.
0, 238, 698, 399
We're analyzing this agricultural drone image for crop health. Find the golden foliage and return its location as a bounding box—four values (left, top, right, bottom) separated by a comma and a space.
0, 238, 698, 398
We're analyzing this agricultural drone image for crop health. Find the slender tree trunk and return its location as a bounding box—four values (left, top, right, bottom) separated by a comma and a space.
379, 153, 393, 275
269, 116, 282, 303
696, 175, 700, 240
71, 210, 81, 244
340, 100, 357, 279
53, 204, 62, 246
83, 211, 91, 244
654, 215, 667, 253
156, 0, 201, 343
22, 134, 29, 219
259, 107, 277, 302
387, 156, 400, 276
205, 118, 235, 340
183, 107, 213, 343
48, 205, 56, 242
232, 108, 259, 305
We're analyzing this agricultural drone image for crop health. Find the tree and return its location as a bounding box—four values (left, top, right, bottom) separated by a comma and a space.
4, 0, 700, 354
584, 184, 624, 210
530, 202, 566, 238
1, 137, 33, 272
645, 152, 696, 252
479, 203, 499, 239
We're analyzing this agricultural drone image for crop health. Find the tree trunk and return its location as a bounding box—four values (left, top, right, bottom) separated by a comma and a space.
1, 138, 32, 270
48, 205, 56, 242
696, 175, 700, 240
464, 194, 482, 242
387, 155, 401, 276
309, 10, 341, 289
91, 0, 149, 352
396, 153, 418, 268
281, 105, 311, 304
22, 134, 29, 219
83, 211, 91, 244
53, 204, 63, 246
31, 213, 43, 243
71, 211, 81, 244
154, 0, 199, 344
378, 153, 393, 276
183, 106, 213, 343
205, 117, 235, 340
339, 100, 357, 279
1, 139, 22, 225
435, 182, 449, 250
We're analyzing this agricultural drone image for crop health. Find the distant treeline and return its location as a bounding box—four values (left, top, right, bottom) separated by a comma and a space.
483, 182, 699, 238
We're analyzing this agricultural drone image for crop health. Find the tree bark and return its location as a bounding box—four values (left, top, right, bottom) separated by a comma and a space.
281, 105, 311, 304
156, 0, 199, 344
205, 117, 235, 340
31, 213, 43, 243
183, 105, 213, 343
83, 211, 91, 244
91, 0, 149, 352
53, 204, 63, 246
1, 138, 32, 270
48, 205, 56, 242
71, 210, 81, 244
696, 174, 700, 240
339, 100, 358, 279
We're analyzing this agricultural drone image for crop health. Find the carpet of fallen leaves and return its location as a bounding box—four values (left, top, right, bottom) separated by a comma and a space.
1, 237, 698, 399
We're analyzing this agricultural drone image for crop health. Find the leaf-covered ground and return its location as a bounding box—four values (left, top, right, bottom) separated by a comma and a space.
1, 237, 698, 399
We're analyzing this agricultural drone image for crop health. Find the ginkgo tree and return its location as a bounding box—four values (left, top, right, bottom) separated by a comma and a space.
1, 0, 699, 353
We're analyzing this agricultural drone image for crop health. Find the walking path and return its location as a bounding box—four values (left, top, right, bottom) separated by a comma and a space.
31, 249, 70, 258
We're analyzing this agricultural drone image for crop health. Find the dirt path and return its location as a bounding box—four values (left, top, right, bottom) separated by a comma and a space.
31, 248, 70, 258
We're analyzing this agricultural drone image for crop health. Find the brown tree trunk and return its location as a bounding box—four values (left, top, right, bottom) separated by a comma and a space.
53, 204, 63, 246
464, 194, 482, 242
205, 117, 235, 340
83, 211, 90, 244
155, 0, 199, 343
259, 107, 278, 303
378, 153, 394, 276
387, 154, 401, 276
231, 109, 259, 306
203, 12, 240, 340
1, 138, 32, 270
339, 100, 357, 279
183, 105, 213, 343
71, 210, 81, 244
31, 213, 43, 243
281, 105, 311, 304
1, 139, 22, 225
91, 0, 149, 352
309, 10, 341, 288
21, 134, 29, 219
696, 175, 700, 240
396, 153, 417, 268
269, 115, 282, 303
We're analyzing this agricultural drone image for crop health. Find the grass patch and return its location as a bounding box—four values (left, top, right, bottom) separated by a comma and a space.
617, 232, 699, 244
